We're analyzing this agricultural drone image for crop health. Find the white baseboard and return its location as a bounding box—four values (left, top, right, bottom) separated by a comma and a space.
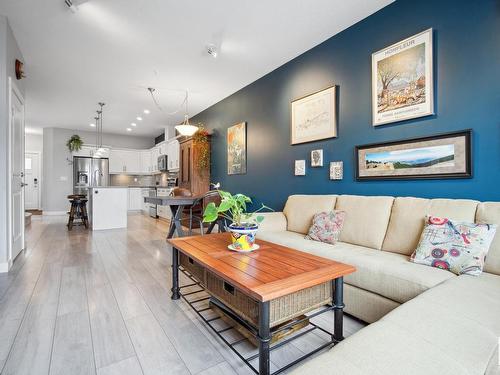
0, 260, 12, 273
43, 211, 67, 216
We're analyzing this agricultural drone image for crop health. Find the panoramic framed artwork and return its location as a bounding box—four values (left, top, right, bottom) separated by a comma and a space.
290, 86, 337, 145
356, 130, 472, 180
372, 28, 434, 126
311, 149, 324, 167
294, 160, 306, 176
227, 122, 247, 175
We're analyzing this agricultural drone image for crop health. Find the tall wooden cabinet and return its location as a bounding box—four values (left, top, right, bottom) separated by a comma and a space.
179, 137, 210, 195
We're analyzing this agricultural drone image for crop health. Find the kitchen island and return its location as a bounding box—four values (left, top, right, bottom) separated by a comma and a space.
88, 186, 128, 230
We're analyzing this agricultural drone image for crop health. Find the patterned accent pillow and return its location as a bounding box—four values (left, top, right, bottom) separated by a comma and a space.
410, 216, 497, 275
306, 211, 346, 245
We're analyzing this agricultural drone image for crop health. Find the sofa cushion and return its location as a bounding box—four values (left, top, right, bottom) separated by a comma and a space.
382, 197, 480, 256
382, 197, 431, 255
411, 216, 497, 275
335, 195, 394, 249
289, 273, 500, 375
306, 210, 346, 245
282, 195, 337, 234
477, 202, 500, 275
429, 198, 479, 221
257, 230, 454, 304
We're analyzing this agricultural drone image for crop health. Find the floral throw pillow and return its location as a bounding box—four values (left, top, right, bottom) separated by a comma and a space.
306, 211, 346, 245
410, 216, 497, 275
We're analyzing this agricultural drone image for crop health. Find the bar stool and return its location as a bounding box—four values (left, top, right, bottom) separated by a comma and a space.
67, 194, 89, 230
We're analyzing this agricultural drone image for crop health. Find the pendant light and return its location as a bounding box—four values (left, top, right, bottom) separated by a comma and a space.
93, 102, 106, 158
175, 91, 199, 136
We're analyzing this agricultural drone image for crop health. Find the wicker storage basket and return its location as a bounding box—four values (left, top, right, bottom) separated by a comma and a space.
206, 270, 332, 328
179, 253, 206, 285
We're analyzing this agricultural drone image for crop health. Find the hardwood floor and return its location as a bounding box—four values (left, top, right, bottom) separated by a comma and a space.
0, 214, 365, 375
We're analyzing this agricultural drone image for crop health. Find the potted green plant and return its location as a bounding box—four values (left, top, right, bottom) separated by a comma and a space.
66, 135, 83, 153
203, 190, 272, 252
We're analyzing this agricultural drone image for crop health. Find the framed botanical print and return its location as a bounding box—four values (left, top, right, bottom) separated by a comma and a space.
227, 122, 246, 175
372, 28, 434, 126
291, 86, 337, 145
356, 130, 472, 180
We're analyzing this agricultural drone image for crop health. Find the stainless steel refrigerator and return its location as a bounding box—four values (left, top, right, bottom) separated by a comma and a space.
73, 156, 110, 195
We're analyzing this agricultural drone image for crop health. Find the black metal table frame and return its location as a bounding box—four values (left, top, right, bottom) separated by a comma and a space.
170, 246, 345, 375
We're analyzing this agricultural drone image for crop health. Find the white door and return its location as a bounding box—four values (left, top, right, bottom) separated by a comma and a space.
24, 152, 41, 209
9, 79, 25, 261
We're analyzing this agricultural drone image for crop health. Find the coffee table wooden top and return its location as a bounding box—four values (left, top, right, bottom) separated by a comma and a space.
168, 233, 356, 302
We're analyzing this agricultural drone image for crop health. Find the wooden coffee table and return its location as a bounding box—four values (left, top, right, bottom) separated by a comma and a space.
168, 233, 356, 375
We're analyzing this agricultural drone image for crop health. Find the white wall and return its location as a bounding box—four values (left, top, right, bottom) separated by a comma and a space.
25, 133, 43, 153
42, 127, 154, 213
0, 16, 25, 271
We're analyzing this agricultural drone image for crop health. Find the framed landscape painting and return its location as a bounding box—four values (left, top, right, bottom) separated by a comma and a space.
356, 130, 472, 180
227, 122, 246, 175
372, 28, 434, 126
291, 86, 337, 145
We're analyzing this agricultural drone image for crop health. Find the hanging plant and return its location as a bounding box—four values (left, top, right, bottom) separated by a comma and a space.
192, 125, 210, 171
66, 134, 83, 153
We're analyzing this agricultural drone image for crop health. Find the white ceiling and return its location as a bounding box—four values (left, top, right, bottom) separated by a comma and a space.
1, 0, 392, 137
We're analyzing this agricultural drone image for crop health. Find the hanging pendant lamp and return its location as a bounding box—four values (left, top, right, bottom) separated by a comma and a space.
175, 92, 199, 136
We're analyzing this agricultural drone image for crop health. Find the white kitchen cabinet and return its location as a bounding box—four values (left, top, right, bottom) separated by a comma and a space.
127, 188, 143, 211
73, 145, 94, 157
110, 149, 141, 174
151, 146, 160, 173
167, 140, 180, 171
140, 150, 152, 173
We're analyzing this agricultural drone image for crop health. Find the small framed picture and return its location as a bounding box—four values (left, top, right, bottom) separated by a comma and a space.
294, 160, 306, 176
329, 161, 343, 180
311, 149, 323, 167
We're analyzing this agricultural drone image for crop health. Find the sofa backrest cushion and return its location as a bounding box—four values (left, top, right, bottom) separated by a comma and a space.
335, 195, 394, 249
382, 197, 480, 255
382, 197, 431, 255
476, 202, 500, 275
283, 195, 337, 234
428, 198, 479, 221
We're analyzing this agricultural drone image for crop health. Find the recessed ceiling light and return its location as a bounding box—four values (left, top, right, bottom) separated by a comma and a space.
136, 116, 143, 121
90, 123, 96, 127
131, 122, 137, 127
143, 109, 150, 114
126, 128, 132, 132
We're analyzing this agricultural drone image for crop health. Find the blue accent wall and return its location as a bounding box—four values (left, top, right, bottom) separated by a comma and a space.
192, 0, 500, 210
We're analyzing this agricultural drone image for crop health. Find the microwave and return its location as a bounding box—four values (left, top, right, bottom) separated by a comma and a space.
158, 154, 168, 171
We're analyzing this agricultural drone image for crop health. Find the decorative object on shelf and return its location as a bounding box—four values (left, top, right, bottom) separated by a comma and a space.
203, 190, 272, 252
291, 86, 337, 145
329, 161, 343, 180
15, 59, 25, 80
372, 28, 434, 126
66, 134, 83, 153
175, 91, 199, 136
311, 149, 323, 167
294, 160, 306, 176
192, 125, 210, 171
227, 122, 246, 175
356, 130, 472, 180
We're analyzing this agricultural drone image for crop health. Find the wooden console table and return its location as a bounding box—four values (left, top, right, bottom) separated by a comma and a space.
168, 233, 356, 375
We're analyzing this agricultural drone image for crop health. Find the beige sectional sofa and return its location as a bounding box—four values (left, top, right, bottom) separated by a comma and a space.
256, 194, 500, 375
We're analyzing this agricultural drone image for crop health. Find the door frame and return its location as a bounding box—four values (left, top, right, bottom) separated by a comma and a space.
25, 150, 42, 210
7, 77, 25, 266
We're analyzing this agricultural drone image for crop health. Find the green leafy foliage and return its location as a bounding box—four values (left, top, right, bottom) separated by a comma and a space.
202, 190, 273, 226
66, 135, 83, 153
